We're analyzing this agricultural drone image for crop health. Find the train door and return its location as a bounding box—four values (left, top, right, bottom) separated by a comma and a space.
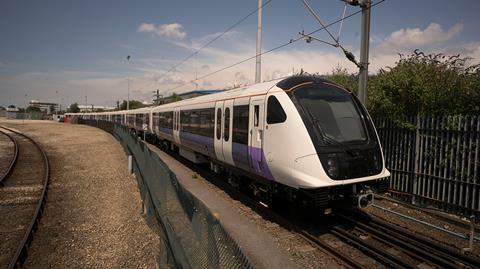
249, 96, 265, 174
214, 102, 225, 162
173, 107, 181, 144
222, 100, 234, 165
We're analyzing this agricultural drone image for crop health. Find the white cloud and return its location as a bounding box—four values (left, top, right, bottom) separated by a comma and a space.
137, 22, 187, 39
377, 23, 463, 52
4, 22, 478, 108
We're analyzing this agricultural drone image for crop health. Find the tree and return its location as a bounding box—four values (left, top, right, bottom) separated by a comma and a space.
368, 50, 480, 117
119, 100, 145, 110
68, 102, 80, 113
170, 93, 182, 103
162, 93, 182, 104
26, 106, 41, 113
325, 65, 358, 93
323, 50, 480, 118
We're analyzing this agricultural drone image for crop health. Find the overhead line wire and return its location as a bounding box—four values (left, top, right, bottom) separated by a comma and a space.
166, 0, 274, 74
167, 0, 386, 92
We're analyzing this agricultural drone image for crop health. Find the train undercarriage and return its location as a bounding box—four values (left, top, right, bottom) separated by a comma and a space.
149, 135, 390, 213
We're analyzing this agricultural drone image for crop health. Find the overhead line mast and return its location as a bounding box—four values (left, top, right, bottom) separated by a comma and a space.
357, 0, 371, 105
255, 0, 263, 83
300, 0, 373, 105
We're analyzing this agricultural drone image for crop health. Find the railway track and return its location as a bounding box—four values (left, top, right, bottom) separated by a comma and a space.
148, 140, 480, 269
0, 126, 50, 269
331, 211, 480, 268
0, 128, 18, 185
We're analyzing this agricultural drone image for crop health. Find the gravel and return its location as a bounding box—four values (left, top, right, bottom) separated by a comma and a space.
0, 119, 160, 269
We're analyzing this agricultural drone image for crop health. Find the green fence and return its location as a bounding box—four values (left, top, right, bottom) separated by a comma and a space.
6, 112, 45, 120
80, 119, 253, 269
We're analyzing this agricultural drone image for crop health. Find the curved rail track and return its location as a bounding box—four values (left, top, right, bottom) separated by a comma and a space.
150, 140, 480, 269
0, 126, 50, 269
0, 128, 19, 185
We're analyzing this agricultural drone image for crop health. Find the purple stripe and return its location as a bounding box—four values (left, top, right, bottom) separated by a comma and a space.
249, 147, 275, 181
232, 142, 249, 171
179, 131, 215, 157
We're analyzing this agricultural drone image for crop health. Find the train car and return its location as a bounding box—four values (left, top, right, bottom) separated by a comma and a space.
67, 75, 390, 209
125, 107, 152, 132
148, 75, 390, 209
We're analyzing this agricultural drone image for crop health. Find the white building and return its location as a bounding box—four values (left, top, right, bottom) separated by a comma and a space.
29, 100, 59, 114
78, 105, 116, 112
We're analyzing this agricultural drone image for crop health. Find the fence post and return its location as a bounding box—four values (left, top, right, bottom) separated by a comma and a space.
128, 155, 133, 174
412, 114, 421, 205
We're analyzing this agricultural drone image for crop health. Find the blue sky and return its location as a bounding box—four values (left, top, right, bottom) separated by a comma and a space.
1, 0, 479, 108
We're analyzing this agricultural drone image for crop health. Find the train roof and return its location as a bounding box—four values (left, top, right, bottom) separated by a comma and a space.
151, 78, 282, 111
68, 75, 338, 116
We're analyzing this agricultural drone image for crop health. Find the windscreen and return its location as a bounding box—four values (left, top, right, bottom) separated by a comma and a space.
293, 83, 367, 143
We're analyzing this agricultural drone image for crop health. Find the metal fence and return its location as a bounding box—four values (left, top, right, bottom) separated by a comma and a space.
6, 112, 45, 120
80, 119, 253, 269
374, 115, 479, 218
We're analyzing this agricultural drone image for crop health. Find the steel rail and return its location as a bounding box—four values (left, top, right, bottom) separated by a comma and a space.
337, 213, 464, 268
0, 126, 50, 269
367, 214, 480, 269
0, 127, 19, 185
295, 229, 364, 269
375, 194, 480, 232
330, 225, 416, 269
342, 210, 480, 268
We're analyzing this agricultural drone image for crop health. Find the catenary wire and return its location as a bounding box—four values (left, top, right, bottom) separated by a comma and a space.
166, 0, 273, 74
167, 0, 386, 92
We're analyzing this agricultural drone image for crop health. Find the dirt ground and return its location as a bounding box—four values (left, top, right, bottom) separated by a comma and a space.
0, 119, 160, 269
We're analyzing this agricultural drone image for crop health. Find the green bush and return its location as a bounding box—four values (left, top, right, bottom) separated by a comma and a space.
325, 50, 480, 118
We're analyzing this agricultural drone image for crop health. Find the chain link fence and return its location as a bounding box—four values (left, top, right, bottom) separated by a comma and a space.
80, 119, 253, 269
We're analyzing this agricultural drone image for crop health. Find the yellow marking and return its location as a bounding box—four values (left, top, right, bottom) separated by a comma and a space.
284, 81, 314, 92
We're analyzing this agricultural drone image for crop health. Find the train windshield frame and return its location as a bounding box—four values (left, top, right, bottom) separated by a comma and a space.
288, 82, 373, 147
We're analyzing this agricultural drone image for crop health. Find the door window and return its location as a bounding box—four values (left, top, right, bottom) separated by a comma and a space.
224, 107, 230, 141
254, 105, 259, 127
216, 108, 221, 140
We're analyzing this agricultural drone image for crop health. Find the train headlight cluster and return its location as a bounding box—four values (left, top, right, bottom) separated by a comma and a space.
326, 156, 339, 178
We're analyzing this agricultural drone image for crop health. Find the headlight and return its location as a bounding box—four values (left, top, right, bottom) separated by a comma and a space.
326, 157, 339, 178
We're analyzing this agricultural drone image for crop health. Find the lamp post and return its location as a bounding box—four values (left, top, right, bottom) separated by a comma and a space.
126, 55, 131, 110
23, 93, 28, 124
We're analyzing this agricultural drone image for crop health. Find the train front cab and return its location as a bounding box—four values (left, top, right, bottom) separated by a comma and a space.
263, 77, 390, 209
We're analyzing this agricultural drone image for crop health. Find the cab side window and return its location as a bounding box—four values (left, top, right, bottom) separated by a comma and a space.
267, 96, 287, 124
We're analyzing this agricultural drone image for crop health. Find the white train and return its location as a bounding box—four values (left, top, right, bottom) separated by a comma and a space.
66, 75, 390, 209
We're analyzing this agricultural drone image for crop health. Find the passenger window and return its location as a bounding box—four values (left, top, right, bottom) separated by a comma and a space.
224, 108, 230, 141
267, 96, 287, 124
254, 105, 259, 127
216, 108, 221, 140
